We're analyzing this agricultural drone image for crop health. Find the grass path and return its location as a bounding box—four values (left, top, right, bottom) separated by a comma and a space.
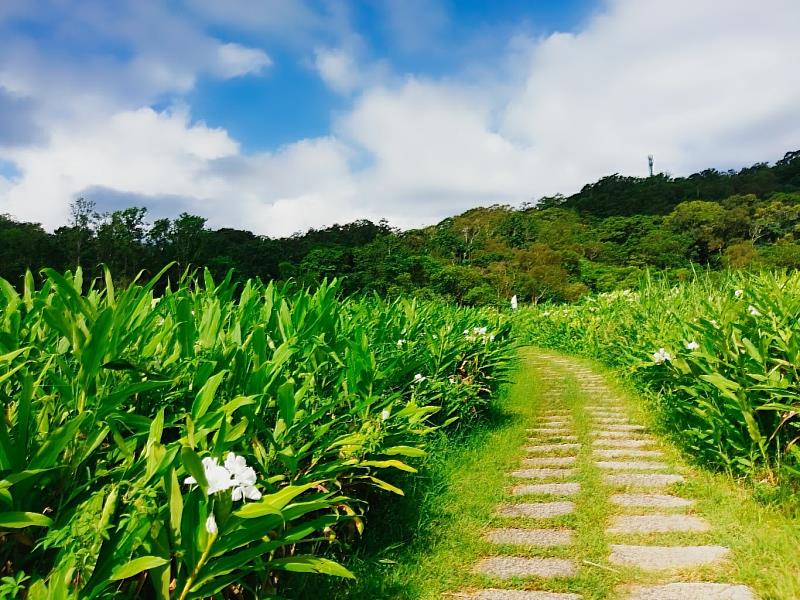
298, 349, 800, 599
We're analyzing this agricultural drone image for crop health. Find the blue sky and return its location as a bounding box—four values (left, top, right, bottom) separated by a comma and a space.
1, 0, 798, 235
186, 0, 598, 151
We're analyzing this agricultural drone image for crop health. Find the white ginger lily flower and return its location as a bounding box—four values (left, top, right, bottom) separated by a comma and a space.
184, 457, 235, 495
735, 289, 744, 298
510, 295, 518, 310
748, 305, 760, 316
184, 454, 262, 501
381, 409, 391, 421
686, 341, 700, 350
413, 373, 426, 384
652, 348, 672, 365
396, 339, 406, 348
225, 453, 262, 501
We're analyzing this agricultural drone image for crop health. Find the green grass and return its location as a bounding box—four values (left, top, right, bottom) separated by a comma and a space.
295, 348, 800, 600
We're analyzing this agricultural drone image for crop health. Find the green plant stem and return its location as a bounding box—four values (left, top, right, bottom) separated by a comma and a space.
177, 534, 216, 600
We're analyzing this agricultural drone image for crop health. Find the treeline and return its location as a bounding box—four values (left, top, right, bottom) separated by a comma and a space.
2, 150, 799, 303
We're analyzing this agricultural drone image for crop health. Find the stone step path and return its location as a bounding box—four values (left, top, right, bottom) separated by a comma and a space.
454, 354, 758, 600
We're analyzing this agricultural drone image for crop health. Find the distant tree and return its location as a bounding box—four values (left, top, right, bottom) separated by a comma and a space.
56, 197, 97, 269
95, 207, 147, 281
171, 213, 208, 268
664, 201, 728, 263
0, 215, 54, 283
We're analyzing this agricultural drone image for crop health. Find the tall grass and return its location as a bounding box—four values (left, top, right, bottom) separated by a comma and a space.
0, 267, 515, 599
516, 270, 800, 481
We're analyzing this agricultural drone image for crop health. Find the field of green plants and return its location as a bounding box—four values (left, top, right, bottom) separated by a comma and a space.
517, 270, 800, 481
0, 267, 515, 599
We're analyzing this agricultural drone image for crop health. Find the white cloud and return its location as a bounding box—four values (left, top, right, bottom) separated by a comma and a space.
314, 48, 360, 94
377, 0, 449, 55
501, 0, 800, 183
185, 0, 323, 39
2, 0, 800, 237
214, 43, 272, 78
2, 107, 238, 226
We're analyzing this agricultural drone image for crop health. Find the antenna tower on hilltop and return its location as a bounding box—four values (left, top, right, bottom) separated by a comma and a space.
648, 155, 654, 177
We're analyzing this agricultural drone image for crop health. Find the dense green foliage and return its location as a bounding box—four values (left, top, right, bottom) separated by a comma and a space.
0, 267, 514, 598
2, 150, 799, 303
516, 271, 800, 480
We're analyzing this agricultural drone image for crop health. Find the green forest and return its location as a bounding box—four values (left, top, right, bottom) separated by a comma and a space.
2, 150, 799, 303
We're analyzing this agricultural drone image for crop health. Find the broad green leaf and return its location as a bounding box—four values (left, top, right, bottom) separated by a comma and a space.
0, 511, 53, 529
109, 556, 170, 581
269, 556, 355, 579
181, 447, 208, 493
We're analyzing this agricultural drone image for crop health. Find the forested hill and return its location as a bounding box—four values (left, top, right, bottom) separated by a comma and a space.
543, 149, 800, 216
2, 150, 799, 304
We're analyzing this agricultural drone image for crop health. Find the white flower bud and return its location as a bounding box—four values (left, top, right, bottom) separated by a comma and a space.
205, 514, 218, 535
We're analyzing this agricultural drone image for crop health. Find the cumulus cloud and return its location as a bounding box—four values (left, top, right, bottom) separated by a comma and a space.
1, 0, 800, 236
1, 107, 238, 226
314, 48, 360, 94
501, 0, 800, 185
214, 43, 272, 78
185, 0, 323, 40
0, 86, 43, 147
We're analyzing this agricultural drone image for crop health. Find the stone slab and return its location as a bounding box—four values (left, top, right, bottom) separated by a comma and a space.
609, 493, 693, 508
457, 590, 582, 600
588, 415, 628, 421
527, 436, 579, 443
594, 439, 653, 448
526, 443, 581, 453
496, 501, 575, 518
607, 514, 710, 534
522, 456, 577, 467
511, 468, 575, 480
620, 583, 756, 600
528, 428, 575, 435
512, 483, 580, 497
604, 473, 684, 487
594, 417, 631, 424
474, 556, 577, 579
596, 460, 669, 471
593, 431, 648, 439
587, 416, 628, 421
595, 449, 664, 459
602, 424, 646, 432
485, 527, 574, 546
609, 544, 729, 570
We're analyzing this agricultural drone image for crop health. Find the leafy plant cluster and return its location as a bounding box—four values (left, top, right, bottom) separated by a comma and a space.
516, 271, 800, 480
0, 267, 514, 599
